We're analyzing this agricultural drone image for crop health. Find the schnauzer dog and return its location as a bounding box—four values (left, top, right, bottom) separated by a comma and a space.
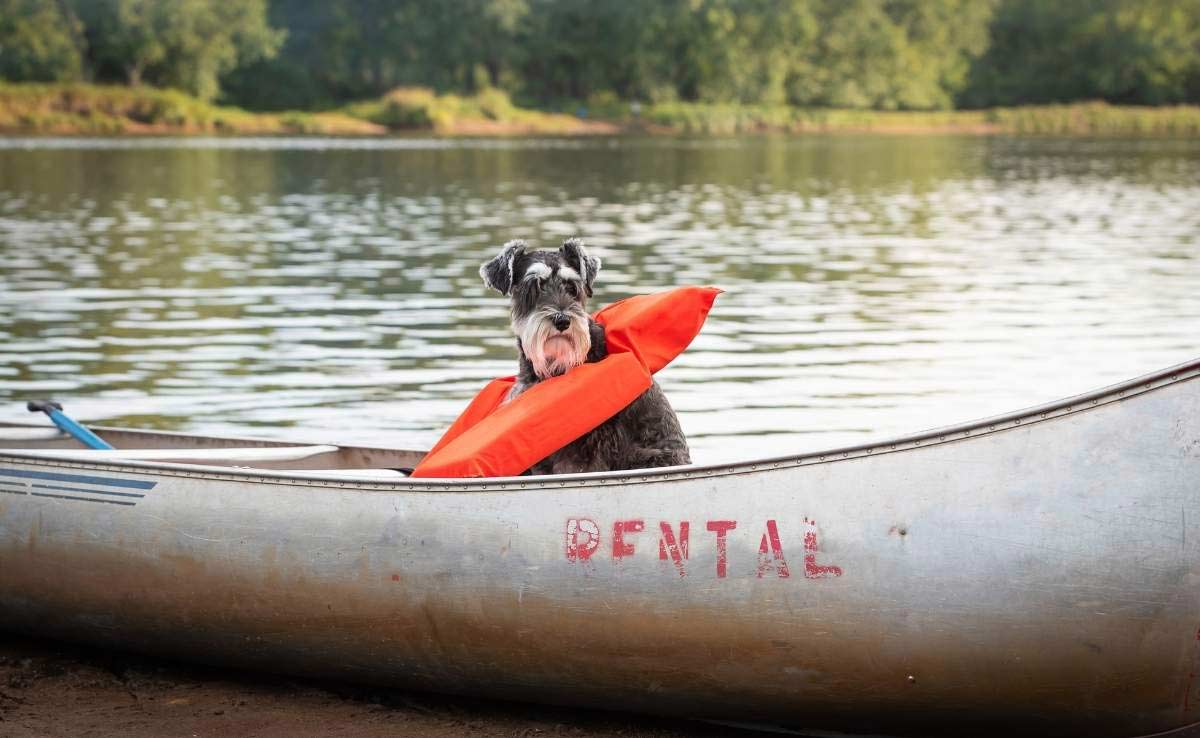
479, 238, 691, 475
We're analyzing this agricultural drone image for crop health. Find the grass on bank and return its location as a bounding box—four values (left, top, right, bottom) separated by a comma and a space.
2, 82, 1200, 137
0, 82, 609, 136
637, 100, 1200, 135
0, 83, 383, 135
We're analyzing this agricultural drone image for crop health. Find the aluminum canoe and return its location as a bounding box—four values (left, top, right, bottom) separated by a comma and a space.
1, 358, 1200, 737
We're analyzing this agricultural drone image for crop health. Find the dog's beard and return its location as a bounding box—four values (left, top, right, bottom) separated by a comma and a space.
514, 308, 590, 379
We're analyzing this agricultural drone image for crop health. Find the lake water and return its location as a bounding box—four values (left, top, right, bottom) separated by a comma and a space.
0, 135, 1197, 464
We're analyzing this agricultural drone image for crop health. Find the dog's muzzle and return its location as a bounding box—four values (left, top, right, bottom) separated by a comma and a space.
515, 308, 591, 379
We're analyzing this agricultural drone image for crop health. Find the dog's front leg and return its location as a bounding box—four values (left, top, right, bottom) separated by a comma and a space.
621, 384, 691, 469
585, 320, 607, 362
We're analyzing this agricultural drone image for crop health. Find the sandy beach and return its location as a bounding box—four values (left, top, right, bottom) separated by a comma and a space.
0, 632, 749, 738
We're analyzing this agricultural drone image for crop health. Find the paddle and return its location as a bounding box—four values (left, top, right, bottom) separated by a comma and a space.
26, 400, 114, 450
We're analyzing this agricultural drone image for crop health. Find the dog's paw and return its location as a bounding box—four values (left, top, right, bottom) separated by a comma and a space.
586, 321, 608, 362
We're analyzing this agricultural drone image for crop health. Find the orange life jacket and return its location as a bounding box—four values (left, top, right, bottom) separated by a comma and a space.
411, 286, 720, 478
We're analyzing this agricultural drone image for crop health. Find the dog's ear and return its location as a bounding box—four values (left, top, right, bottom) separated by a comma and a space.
559, 238, 601, 297
479, 239, 527, 295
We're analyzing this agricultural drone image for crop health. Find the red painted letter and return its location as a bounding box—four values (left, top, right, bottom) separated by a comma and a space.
706, 520, 737, 578
756, 519, 792, 578
612, 519, 644, 559
658, 521, 690, 577
565, 518, 600, 562
803, 518, 843, 579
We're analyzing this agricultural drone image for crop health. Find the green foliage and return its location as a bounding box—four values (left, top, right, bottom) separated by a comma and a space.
66, 0, 282, 101
0, 0, 85, 82
5, 0, 1200, 115
965, 0, 1200, 107
790, 0, 995, 110
220, 0, 530, 110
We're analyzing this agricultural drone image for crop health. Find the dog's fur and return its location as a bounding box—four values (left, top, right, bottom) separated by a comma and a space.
480, 238, 690, 475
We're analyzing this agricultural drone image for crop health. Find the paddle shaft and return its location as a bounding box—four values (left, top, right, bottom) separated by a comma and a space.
26, 401, 113, 450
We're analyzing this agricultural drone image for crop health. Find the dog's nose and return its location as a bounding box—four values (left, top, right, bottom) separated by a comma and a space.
552, 313, 570, 331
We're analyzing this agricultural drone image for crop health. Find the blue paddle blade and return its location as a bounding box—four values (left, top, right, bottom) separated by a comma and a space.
26, 401, 114, 450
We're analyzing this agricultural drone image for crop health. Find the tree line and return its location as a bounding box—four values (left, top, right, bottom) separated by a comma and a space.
3, 0, 1199, 111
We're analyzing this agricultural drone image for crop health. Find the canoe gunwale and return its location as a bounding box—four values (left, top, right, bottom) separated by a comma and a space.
2, 356, 1198, 491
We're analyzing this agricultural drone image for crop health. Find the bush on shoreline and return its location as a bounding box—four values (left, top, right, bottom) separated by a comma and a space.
343, 87, 607, 135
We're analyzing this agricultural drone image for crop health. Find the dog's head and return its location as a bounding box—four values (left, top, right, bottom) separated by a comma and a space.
480, 238, 601, 379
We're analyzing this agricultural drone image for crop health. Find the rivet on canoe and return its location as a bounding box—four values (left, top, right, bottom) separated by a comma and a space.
907, 675, 916, 684
819, 456, 826, 461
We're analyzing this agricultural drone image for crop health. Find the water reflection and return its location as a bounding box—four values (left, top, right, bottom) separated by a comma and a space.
0, 136, 1197, 462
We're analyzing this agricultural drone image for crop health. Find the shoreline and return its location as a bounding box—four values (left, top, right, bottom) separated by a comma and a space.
2, 83, 1199, 138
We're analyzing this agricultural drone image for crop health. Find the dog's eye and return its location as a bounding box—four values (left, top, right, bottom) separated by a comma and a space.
564, 281, 579, 298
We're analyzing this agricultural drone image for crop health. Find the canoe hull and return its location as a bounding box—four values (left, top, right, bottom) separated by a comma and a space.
2, 362, 1200, 737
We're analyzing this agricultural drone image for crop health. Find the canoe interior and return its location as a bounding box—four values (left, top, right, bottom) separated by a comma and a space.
0, 422, 427, 472
4, 356, 1200, 481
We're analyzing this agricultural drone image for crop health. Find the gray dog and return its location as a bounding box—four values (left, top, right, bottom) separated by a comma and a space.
479, 238, 691, 475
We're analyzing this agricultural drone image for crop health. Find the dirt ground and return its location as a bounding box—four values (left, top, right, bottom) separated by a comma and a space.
0, 632, 761, 738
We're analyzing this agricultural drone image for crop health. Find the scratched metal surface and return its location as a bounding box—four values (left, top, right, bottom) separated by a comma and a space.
1, 364, 1199, 736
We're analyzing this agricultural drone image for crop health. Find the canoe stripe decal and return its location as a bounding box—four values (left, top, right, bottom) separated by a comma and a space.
0, 468, 156, 490
0, 485, 28, 496
29, 491, 136, 507
29, 483, 145, 499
